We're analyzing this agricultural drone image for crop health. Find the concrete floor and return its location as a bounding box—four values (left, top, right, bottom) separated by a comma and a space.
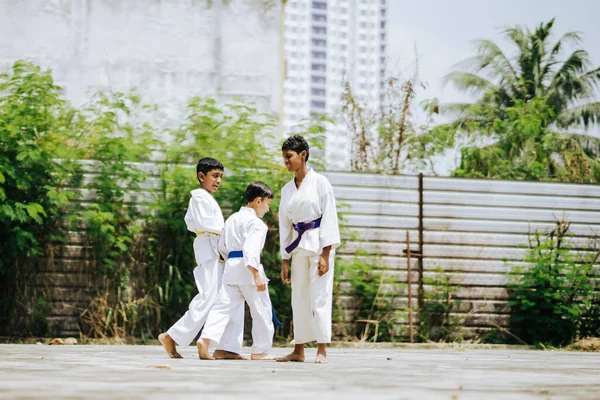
1, 344, 599, 399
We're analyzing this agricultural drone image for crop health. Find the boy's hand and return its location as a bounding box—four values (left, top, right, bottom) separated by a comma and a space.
281, 260, 291, 284
318, 254, 329, 276
254, 275, 266, 292
248, 266, 266, 292
318, 246, 332, 277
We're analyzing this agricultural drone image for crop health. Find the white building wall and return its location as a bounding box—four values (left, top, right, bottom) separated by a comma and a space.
0, 0, 282, 129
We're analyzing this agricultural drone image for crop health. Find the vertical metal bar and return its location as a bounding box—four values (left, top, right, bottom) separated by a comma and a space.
406, 231, 414, 343
418, 173, 424, 310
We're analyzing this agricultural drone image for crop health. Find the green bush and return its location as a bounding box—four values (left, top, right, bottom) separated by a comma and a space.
339, 250, 401, 342
0, 61, 80, 336
0, 60, 335, 341
509, 221, 600, 346
418, 267, 462, 342
75, 91, 160, 339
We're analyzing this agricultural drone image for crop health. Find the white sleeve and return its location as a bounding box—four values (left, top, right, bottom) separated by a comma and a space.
184, 196, 221, 233
218, 234, 227, 260
243, 220, 268, 271
319, 177, 341, 250
278, 190, 294, 260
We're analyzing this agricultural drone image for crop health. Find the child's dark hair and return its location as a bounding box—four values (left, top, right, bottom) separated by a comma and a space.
196, 157, 224, 182
245, 181, 274, 203
282, 134, 310, 161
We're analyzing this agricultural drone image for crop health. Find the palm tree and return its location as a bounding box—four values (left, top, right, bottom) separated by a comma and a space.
425, 19, 600, 181
442, 19, 600, 129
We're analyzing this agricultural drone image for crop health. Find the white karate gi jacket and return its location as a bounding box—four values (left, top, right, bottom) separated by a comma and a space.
279, 169, 341, 259
184, 188, 224, 266
220, 207, 269, 285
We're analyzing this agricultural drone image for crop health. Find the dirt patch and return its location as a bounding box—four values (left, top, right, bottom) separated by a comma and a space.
566, 338, 600, 352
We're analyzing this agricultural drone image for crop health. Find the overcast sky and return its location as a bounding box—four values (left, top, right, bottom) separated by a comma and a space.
386, 0, 600, 125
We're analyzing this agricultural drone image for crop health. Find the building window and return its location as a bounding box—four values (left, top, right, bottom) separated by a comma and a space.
311, 88, 326, 96
312, 14, 326, 22
311, 100, 326, 109
312, 39, 326, 47
312, 51, 326, 59
312, 1, 327, 9
312, 76, 326, 84
311, 63, 326, 71
312, 26, 327, 35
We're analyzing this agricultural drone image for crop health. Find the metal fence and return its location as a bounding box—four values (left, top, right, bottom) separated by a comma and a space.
329, 172, 600, 339
39, 169, 600, 338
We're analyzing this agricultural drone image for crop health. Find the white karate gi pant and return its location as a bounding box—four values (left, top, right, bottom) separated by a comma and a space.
291, 252, 334, 344
167, 258, 244, 353
202, 283, 274, 354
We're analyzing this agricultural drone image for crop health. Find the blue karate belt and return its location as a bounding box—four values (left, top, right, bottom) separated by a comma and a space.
285, 216, 322, 254
228, 250, 244, 259
226, 250, 283, 328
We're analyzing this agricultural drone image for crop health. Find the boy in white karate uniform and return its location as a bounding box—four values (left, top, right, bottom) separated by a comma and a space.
159, 157, 245, 360
197, 181, 276, 360
275, 135, 340, 364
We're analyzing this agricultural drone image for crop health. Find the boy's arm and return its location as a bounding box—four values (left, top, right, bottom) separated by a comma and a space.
242, 221, 268, 274
278, 191, 293, 260
218, 234, 228, 261
184, 196, 222, 234
243, 221, 268, 291
318, 178, 341, 250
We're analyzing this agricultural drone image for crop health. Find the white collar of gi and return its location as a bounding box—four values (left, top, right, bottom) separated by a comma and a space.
240, 206, 257, 216
190, 188, 212, 198
294, 168, 314, 190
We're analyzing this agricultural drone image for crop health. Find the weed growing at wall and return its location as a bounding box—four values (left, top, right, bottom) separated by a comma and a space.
509, 221, 600, 346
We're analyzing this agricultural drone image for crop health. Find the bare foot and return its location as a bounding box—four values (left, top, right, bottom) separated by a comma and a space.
158, 333, 182, 359
275, 352, 305, 362
251, 352, 276, 361
197, 340, 215, 360
315, 353, 328, 364
213, 350, 248, 360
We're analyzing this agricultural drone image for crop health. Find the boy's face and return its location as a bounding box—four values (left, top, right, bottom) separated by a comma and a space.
255, 197, 272, 218
282, 149, 307, 172
198, 169, 223, 193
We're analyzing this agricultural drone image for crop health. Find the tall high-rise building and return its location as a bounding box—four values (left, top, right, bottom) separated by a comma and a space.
283, 0, 387, 170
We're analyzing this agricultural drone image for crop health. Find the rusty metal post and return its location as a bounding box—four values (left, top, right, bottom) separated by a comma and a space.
406, 231, 414, 343
417, 173, 424, 310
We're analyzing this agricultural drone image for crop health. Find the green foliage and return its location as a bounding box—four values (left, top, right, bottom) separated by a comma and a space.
339, 250, 401, 342
453, 98, 600, 181
418, 267, 462, 342
0, 60, 334, 341
419, 19, 600, 182
0, 61, 80, 335
508, 221, 600, 346
76, 91, 161, 338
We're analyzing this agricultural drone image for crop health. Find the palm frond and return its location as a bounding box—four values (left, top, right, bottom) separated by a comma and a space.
551, 49, 591, 83
442, 72, 497, 96
471, 39, 519, 86
551, 130, 600, 159
581, 66, 600, 91
557, 102, 600, 129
